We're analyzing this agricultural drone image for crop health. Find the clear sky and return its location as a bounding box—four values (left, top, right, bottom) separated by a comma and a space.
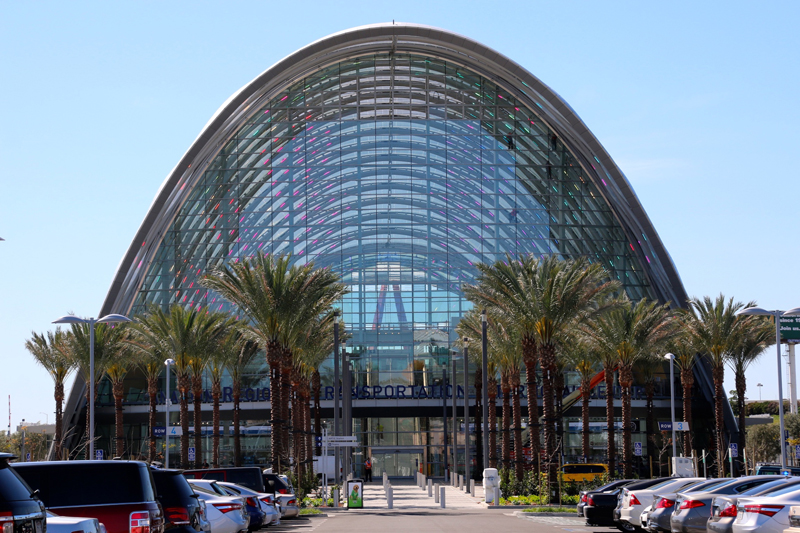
2, 1, 799, 429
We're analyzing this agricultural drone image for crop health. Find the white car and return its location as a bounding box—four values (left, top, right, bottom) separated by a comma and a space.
190, 485, 250, 533
45, 512, 106, 533
619, 477, 703, 529
732, 485, 800, 533
216, 481, 281, 526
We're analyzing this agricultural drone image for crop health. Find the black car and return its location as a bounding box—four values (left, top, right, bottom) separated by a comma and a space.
150, 468, 203, 533
612, 478, 674, 532
0, 453, 47, 533
262, 474, 291, 495
183, 468, 265, 493
578, 480, 634, 520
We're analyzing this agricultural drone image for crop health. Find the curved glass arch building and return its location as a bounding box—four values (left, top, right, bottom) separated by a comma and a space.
63, 24, 731, 472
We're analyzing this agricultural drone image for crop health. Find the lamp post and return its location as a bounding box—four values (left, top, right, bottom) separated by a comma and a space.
53, 313, 131, 460
737, 306, 800, 470
164, 358, 175, 468
463, 339, 470, 483
333, 310, 340, 483
757, 383, 763, 401
481, 310, 489, 472
664, 353, 677, 468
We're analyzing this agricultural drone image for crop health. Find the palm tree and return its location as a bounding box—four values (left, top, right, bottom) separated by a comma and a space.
105, 341, 137, 458
463, 255, 543, 474
727, 315, 773, 472
585, 297, 676, 478
681, 295, 754, 476
64, 321, 128, 456
666, 335, 698, 457
562, 336, 597, 462
25, 329, 75, 460
532, 256, 618, 491
225, 335, 260, 466
206, 320, 245, 467
202, 252, 348, 473
636, 352, 662, 462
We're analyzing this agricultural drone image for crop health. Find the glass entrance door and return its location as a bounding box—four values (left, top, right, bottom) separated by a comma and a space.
372, 449, 423, 478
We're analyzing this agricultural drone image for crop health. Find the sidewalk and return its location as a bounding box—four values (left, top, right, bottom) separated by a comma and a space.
360, 479, 486, 510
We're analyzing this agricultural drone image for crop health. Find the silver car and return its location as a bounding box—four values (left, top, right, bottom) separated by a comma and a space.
670, 476, 784, 533
708, 477, 800, 533
646, 479, 727, 532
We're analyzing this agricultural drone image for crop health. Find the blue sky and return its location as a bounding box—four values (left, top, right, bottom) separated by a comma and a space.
1, 1, 799, 428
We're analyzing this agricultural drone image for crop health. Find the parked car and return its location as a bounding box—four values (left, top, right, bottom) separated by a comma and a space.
185, 480, 264, 530
183, 468, 265, 493
731, 484, 800, 533
645, 478, 727, 532
150, 468, 204, 533
13, 460, 163, 533
708, 477, 800, 533
559, 463, 608, 483
46, 511, 106, 533
618, 477, 703, 531
578, 479, 634, 520
612, 478, 678, 532
261, 474, 291, 495
786, 505, 800, 533
755, 465, 800, 476
669, 476, 782, 533
0, 453, 47, 533
189, 486, 248, 533
214, 482, 280, 525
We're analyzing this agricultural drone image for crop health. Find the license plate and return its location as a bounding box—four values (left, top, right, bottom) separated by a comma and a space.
736, 510, 744, 522
35, 521, 42, 533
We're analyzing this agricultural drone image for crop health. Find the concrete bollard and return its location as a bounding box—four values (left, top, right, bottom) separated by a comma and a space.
387, 485, 393, 509
460, 474, 464, 490
470, 479, 475, 497
493, 487, 501, 506
440, 486, 446, 508
333, 488, 340, 507
428, 478, 432, 497
434, 483, 440, 503
383, 472, 388, 487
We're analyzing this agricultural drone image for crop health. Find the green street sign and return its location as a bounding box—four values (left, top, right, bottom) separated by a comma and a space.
780, 317, 800, 342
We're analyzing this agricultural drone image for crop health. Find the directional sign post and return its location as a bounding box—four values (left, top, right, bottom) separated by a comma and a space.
658, 422, 672, 431
675, 422, 690, 432
634, 442, 642, 457
153, 426, 166, 437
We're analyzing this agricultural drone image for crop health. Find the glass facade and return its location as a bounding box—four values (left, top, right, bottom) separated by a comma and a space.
108, 53, 671, 472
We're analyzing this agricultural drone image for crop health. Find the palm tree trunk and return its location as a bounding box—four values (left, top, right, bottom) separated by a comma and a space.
113, 381, 124, 458
313, 370, 321, 456
680, 367, 694, 457
148, 376, 157, 463
735, 369, 746, 475
84, 380, 92, 456
522, 336, 540, 475
267, 340, 282, 473
193, 375, 203, 468
55, 380, 64, 460
178, 373, 190, 467
233, 380, 241, 467
619, 365, 633, 478
713, 362, 725, 476
303, 382, 312, 476
488, 376, 498, 468
511, 369, 523, 482
501, 372, 511, 470
212, 381, 221, 467
540, 343, 558, 501
646, 380, 655, 462
292, 378, 301, 479
281, 350, 293, 473
604, 366, 615, 476
581, 375, 590, 462
554, 368, 565, 464
474, 366, 483, 477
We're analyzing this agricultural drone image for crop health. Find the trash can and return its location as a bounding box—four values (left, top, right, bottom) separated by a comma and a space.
483, 468, 499, 504
346, 479, 364, 509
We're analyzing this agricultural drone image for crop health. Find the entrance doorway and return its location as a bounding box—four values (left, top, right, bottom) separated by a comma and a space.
370, 446, 424, 478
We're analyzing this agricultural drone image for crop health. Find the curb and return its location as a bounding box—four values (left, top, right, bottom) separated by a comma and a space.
512, 510, 580, 517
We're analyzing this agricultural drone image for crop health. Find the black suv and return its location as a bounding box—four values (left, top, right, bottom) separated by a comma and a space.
150, 469, 203, 533
262, 474, 291, 495
0, 453, 46, 533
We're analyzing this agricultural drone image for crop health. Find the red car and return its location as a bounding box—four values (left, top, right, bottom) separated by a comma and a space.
13, 461, 163, 533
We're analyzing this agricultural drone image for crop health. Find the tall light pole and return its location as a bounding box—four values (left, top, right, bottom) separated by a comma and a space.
664, 353, 677, 466
757, 383, 763, 401
481, 310, 489, 472
463, 339, 470, 483
53, 313, 131, 460
332, 310, 340, 483
164, 358, 175, 468
738, 306, 800, 470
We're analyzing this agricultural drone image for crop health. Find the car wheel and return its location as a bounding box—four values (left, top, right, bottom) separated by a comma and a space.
617, 521, 637, 533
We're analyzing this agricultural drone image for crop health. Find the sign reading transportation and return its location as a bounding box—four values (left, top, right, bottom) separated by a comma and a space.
323, 436, 358, 447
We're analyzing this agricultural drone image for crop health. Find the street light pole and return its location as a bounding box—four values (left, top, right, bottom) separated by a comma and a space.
333, 310, 340, 483
463, 340, 470, 483
164, 358, 175, 468
664, 353, 676, 469
481, 310, 489, 472
53, 313, 131, 460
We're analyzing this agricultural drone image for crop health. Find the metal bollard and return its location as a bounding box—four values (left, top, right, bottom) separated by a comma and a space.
440, 486, 446, 508
333, 488, 340, 507
470, 479, 475, 497
428, 478, 432, 497
434, 483, 440, 503
387, 485, 393, 509
493, 487, 501, 506
383, 471, 388, 487
459, 474, 464, 490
